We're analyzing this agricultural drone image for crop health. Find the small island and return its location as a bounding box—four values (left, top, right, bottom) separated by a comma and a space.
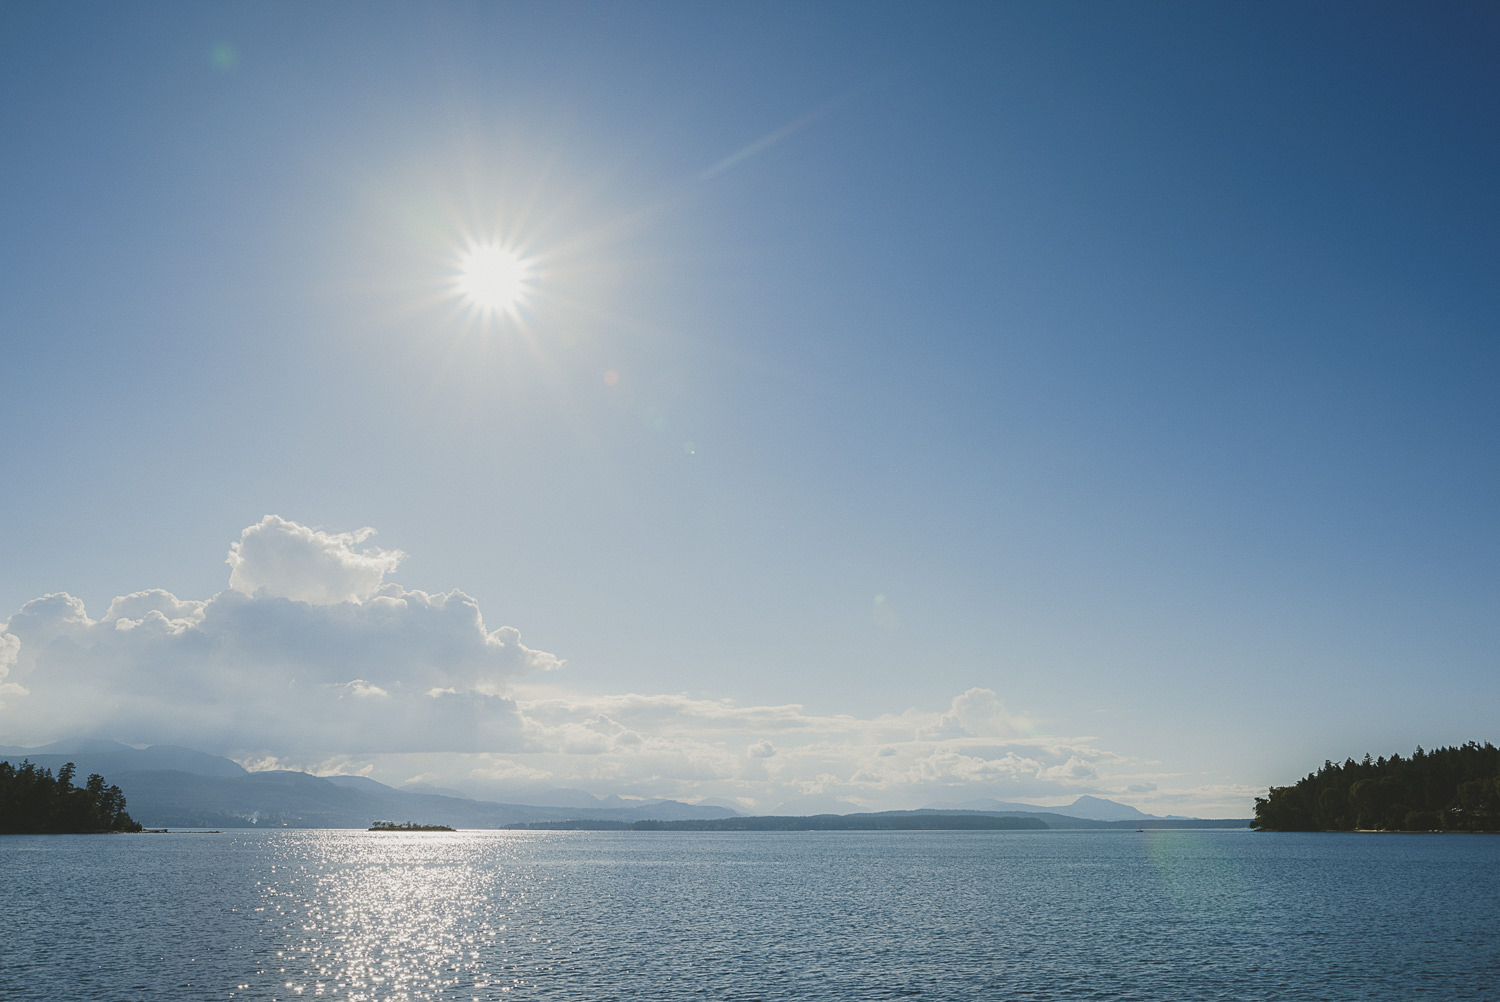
0, 760, 143, 834
368, 820, 456, 832
1254, 742, 1500, 832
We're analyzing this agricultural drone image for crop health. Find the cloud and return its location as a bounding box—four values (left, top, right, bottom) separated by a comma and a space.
0, 516, 1248, 816
104, 589, 206, 633
919, 687, 1030, 740
475, 685, 1132, 813
227, 515, 404, 605
0, 628, 23, 705
0, 517, 556, 755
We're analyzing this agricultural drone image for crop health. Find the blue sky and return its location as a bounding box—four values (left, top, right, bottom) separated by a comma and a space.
2, 3, 1496, 815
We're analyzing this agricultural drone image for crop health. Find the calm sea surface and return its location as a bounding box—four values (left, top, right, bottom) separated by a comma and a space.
2, 828, 1497, 1000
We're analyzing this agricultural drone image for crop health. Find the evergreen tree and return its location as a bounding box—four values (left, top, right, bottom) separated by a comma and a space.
0, 760, 144, 834
1254, 743, 1500, 831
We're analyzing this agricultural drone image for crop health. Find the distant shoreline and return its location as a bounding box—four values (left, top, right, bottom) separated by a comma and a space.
507, 815, 1251, 833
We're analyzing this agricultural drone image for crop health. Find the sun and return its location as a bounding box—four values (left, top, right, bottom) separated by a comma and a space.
455, 242, 532, 318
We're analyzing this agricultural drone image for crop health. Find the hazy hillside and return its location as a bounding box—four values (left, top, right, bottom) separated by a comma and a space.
0, 744, 736, 829
0, 744, 1246, 830
0, 742, 249, 781
924, 794, 1192, 822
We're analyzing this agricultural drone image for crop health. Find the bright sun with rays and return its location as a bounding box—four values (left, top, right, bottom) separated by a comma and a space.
455, 242, 532, 318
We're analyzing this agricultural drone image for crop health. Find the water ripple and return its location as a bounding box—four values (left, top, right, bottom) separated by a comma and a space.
2, 829, 1497, 1000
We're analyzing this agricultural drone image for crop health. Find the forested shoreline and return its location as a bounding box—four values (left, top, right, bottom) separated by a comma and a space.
0, 760, 143, 834
1253, 742, 1500, 832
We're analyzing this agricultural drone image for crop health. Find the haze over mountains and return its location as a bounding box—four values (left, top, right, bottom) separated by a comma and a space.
0, 742, 737, 829
924, 795, 1191, 823
0, 741, 1233, 829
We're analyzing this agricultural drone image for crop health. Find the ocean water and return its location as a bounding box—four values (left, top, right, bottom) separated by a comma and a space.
2, 828, 1497, 1001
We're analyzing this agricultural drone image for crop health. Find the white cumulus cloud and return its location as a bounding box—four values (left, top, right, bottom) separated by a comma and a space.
0, 517, 556, 755
0, 628, 24, 705
919, 687, 1030, 740
227, 515, 405, 605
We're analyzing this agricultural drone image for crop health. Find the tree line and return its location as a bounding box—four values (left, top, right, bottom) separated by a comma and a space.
0, 760, 143, 834
1253, 742, 1500, 832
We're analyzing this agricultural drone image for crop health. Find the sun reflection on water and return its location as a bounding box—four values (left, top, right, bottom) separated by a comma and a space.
251, 831, 550, 1001
6, 829, 1498, 1000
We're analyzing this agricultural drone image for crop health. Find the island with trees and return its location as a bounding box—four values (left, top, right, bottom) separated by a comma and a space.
0, 760, 143, 834
369, 821, 456, 832
1253, 742, 1500, 832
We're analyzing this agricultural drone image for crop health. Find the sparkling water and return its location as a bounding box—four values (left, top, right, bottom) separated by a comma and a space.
3, 828, 1497, 1000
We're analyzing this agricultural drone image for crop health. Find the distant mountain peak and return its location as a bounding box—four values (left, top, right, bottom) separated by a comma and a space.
1064, 795, 1153, 821
37, 737, 135, 754
919, 793, 1178, 822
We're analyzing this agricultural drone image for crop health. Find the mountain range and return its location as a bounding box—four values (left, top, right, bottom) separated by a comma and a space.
922, 794, 1192, 822
0, 742, 737, 829
1, 741, 1236, 829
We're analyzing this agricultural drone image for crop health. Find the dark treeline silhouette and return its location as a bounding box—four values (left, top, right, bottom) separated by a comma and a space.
1254, 742, 1500, 832
0, 760, 143, 834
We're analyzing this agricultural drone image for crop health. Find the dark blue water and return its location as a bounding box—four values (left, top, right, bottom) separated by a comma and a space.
2, 829, 1497, 1000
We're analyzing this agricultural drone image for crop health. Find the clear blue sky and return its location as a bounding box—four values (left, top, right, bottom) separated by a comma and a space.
2, 2, 1496, 814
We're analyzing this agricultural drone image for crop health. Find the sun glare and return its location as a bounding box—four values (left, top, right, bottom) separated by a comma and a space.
455, 242, 532, 318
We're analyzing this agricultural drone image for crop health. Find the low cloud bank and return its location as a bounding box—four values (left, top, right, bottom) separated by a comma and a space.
0, 517, 1252, 815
